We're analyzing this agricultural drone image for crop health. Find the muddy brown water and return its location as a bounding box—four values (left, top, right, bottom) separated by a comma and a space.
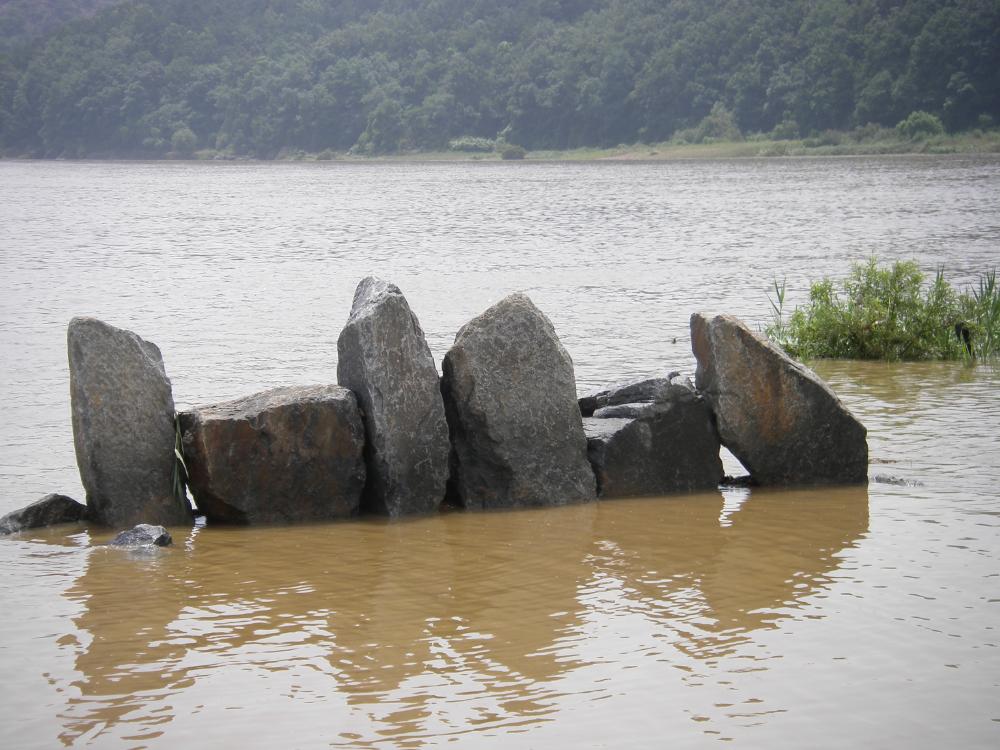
1, 158, 998, 748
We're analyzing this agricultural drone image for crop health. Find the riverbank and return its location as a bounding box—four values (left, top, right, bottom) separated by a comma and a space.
5, 129, 1000, 163
206, 129, 1000, 162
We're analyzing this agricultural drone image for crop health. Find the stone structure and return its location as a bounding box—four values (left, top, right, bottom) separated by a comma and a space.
337, 277, 450, 516
581, 377, 723, 498
180, 385, 366, 524
690, 313, 868, 485
441, 293, 596, 509
68, 317, 191, 527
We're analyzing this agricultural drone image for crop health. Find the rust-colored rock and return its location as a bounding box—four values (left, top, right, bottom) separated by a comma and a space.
180, 385, 366, 524
691, 313, 867, 485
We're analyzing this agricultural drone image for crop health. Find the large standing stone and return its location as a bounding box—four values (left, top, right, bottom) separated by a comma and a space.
179, 385, 366, 524
440, 293, 597, 509
0, 494, 88, 534
690, 313, 868, 485
582, 377, 723, 498
337, 277, 450, 516
68, 317, 191, 528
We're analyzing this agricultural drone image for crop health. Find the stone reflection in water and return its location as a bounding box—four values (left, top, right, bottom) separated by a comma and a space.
586, 485, 869, 661
57, 505, 597, 746
55, 488, 867, 746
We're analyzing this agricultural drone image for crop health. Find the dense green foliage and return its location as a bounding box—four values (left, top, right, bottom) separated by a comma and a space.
1, 0, 998, 157
768, 259, 1000, 361
0, 0, 120, 55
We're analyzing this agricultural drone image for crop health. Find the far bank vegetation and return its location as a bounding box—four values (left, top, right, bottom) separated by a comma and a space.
1, 0, 998, 159
767, 259, 1000, 361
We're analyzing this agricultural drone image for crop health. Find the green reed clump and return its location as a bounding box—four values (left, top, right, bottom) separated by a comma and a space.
767, 258, 1000, 360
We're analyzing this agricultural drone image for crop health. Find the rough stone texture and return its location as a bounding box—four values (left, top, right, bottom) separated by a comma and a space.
0, 494, 88, 534
440, 293, 597, 509
109, 524, 172, 547
180, 385, 366, 524
337, 277, 450, 517
691, 313, 868, 485
579, 374, 688, 416
68, 317, 192, 528
582, 379, 723, 498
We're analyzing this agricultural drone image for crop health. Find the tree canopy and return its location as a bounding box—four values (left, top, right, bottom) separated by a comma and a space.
1, 0, 998, 157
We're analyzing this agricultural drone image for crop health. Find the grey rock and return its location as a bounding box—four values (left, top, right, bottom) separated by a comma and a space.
0, 494, 88, 534
180, 385, 366, 524
441, 293, 597, 509
582, 383, 723, 499
337, 277, 450, 517
578, 373, 689, 416
109, 523, 172, 547
691, 313, 868, 485
68, 317, 191, 528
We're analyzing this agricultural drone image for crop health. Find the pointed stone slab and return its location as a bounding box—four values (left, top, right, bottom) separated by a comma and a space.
68, 317, 191, 527
180, 385, 366, 524
441, 293, 597, 509
337, 277, 450, 516
690, 313, 868, 485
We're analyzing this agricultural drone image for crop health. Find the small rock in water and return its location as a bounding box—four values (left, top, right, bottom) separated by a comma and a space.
109, 524, 172, 548
0, 494, 88, 534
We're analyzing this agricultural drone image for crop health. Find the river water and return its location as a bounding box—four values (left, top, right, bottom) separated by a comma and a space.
1, 156, 998, 748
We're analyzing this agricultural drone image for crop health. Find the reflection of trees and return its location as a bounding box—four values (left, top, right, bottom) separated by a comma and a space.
56, 488, 866, 746
586, 486, 869, 661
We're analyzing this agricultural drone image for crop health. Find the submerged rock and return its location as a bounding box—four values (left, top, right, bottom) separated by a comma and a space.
690, 313, 868, 485
0, 494, 88, 534
109, 523, 172, 548
441, 293, 596, 509
68, 317, 192, 528
337, 277, 450, 517
180, 385, 366, 524
582, 378, 723, 498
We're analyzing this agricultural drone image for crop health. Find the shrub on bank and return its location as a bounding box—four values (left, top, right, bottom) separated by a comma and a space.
499, 143, 527, 160
896, 111, 945, 140
767, 258, 999, 360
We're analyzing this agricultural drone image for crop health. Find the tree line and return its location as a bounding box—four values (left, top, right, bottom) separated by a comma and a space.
1, 0, 997, 157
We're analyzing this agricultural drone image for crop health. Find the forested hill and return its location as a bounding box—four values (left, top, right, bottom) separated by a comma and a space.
1, 0, 998, 158
0, 0, 122, 55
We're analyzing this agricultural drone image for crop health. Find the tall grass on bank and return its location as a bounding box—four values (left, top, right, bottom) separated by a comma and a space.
767, 258, 1000, 360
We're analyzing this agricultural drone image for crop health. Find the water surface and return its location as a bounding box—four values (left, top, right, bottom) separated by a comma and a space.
1, 157, 998, 748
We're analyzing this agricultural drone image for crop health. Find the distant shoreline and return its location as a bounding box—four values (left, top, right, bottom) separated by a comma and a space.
5, 131, 999, 163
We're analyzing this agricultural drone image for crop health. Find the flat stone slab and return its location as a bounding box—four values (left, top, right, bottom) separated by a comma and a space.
441, 293, 596, 509
0, 494, 88, 534
691, 313, 868, 485
180, 385, 366, 524
337, 277, 450, 517
579, 374, 688, 416
68, 317, 191, 528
